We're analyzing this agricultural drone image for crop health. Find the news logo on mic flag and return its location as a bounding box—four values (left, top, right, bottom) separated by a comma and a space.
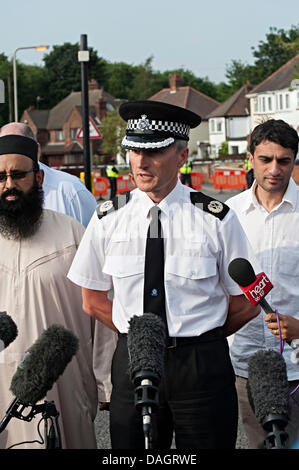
228, 258, 273, 307
241, 272, 273, 306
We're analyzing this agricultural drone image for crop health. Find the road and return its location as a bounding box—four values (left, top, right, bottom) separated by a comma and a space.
93, 183, 249, 449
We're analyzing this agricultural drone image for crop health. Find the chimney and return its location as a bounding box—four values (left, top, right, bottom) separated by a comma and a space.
170, 73, 182, 91
88, 79, 99, 90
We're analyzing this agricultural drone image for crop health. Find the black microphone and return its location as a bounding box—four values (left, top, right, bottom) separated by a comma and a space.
247, 349, 290, 449
0, 324, 79, 433
0, 312, 18, 351
127, 313, 165, 448
228, 258, 274, 314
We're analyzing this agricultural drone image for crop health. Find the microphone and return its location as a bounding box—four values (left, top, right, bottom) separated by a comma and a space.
247, 349, 290, 449
127, 313, 165, 449
0, 324, 79, 433
0, 312, 18, 351
228, 258, 274, 314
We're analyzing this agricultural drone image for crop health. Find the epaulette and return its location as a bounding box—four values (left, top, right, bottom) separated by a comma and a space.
190, 191, 230, 221
97, 191, 131, 220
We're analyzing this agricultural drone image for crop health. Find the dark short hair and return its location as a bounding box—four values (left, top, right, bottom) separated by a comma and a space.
249, 119, 298, 158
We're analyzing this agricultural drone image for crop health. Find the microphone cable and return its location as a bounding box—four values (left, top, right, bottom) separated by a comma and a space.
5, 402, 62, 449
273, 309, 299, 409
7, 416, 45, 449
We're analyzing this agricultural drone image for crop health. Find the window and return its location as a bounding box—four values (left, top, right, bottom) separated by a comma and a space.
64, 154, 82, 165
210, 120, 215, 132
262, 97, 266, 112
217, 120, 222, 132
268, 97, 272, 111
285, 94, 290, 109
70, 128, 79, 140
253, 97, 258, 112
55, 130, 64, 141
279, 94, 283, 110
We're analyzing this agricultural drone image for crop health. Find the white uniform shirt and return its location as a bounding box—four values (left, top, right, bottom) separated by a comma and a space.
68, 180, 257, 336
226, 178, 299, 380
40, 162, 97, 227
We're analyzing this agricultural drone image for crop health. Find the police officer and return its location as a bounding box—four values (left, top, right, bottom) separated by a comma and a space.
106, 160, 119, 199
68, 100, 260, 449
179, 158, 193, 187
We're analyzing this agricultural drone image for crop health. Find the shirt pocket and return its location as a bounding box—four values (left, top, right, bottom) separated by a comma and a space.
278, 243, 299, 276
102, 255, 144, 278
166, 256, 216, 280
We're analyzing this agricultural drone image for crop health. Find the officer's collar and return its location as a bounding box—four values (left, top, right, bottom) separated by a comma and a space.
135, 179, 185, 219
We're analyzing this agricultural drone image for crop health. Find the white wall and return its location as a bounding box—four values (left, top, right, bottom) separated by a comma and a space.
226, 116, 251, 139
249, 87, 299, 132
208, 117, 226, 157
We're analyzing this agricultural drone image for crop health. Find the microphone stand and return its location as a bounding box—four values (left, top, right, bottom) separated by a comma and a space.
0, 399, 62, 449
133, 370, 159, 449
263, 414, 289, 449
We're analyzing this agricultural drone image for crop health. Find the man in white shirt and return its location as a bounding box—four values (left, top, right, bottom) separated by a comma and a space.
0, 123, 97, 228
68, 100, 260, 449
226, 119, 299, 448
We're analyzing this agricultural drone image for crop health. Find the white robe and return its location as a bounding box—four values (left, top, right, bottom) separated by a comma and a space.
0, 209, 116, 449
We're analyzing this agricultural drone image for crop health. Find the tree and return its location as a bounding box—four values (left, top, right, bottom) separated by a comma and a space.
225, 60, 253, 91
0, 53, 13, 125
17, 63, 46, 118
251, 25, 299, 82
156, 67, 219, 100
128, 56, 159, 100
104, 61, 137, 99
42, 42, 107, 108
100, 109, 127, 159
219, 140, 229, 156
223, 25, 299, 98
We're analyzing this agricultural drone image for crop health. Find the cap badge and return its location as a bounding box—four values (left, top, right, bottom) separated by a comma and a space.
100, 200, 114, 212
208, 200, 223, 214
137, 114, 150, 131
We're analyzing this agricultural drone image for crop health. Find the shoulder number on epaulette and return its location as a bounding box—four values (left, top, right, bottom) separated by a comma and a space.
190, 191, 230, 220
97, 191, 131, 219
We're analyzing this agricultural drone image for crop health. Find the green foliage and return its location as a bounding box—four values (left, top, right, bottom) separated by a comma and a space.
104, 61, 136, 99
100, 109, 127, 158
0, 25, 298, 127
0, 53, 12, 126
42, 42, 107, 108
251, 25, 299, 83
219, 141, 229, 155
224, 24, 299, 97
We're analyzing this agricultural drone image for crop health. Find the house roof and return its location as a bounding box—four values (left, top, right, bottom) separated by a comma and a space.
47, 89, 118, 130
248, 54, 299, 94
41, 143, 65, 155
207, 82, 253, 118
148, 86, 219, 120
25, 109, 50, 129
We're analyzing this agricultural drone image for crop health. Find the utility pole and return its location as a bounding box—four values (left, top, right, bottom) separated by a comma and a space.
78, 34, 91, 191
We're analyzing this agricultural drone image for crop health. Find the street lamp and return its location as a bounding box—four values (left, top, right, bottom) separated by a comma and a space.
13, 45, 49, 122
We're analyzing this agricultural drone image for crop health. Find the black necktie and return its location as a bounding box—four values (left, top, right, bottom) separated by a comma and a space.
143, 207, 168, 334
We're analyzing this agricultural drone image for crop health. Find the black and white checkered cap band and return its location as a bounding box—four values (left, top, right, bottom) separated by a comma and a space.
127, 119, 190, 138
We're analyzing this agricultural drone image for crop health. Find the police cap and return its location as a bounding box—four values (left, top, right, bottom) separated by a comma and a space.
119, 100, 201, 151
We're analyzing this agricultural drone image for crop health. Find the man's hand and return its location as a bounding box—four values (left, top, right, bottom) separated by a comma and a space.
264, 313, 299, 343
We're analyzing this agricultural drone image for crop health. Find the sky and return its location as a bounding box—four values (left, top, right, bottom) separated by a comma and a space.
1, 0, 298, 84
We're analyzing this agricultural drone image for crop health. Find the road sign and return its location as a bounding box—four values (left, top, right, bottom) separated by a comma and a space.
77, 117, 102, 139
